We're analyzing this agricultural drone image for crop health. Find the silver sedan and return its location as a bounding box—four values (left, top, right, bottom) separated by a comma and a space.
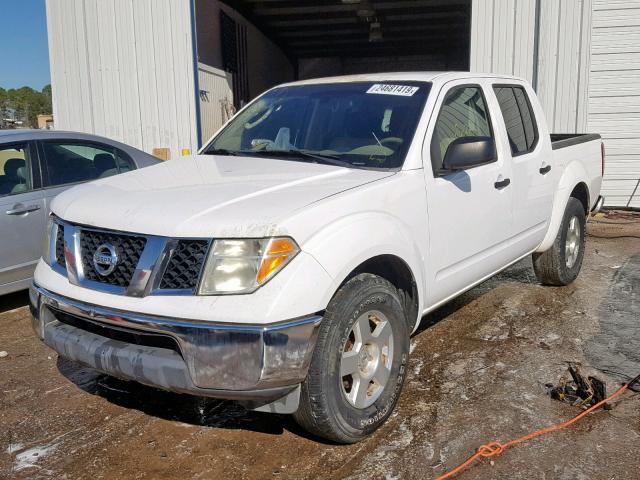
0, 129, 160, 295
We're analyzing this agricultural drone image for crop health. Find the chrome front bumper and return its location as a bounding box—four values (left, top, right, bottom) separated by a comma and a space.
30, 283, 322, 407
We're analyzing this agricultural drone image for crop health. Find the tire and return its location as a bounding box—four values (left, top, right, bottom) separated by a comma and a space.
532, 197, 587, 286
293, 273, 409, 444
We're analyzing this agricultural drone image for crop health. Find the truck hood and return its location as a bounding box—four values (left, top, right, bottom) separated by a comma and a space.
51, 154, 395, 238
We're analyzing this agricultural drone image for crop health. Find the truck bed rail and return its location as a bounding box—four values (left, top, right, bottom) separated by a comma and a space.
551, 133, 601, 150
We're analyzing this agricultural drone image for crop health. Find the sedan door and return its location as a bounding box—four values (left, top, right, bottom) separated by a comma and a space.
0, 142, 46, 294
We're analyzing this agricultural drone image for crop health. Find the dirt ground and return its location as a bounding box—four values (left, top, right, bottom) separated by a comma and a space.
1, 211, 639, 480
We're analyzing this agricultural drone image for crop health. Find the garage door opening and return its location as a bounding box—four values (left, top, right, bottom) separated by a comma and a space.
221, 0, 471, 81
195, 0, 471, 142
205, 0, 471, 94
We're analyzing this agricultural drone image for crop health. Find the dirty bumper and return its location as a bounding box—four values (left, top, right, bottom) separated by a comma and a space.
29, 284, 322, 410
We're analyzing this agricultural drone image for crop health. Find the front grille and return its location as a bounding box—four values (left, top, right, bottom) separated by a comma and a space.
160, 240, 210, 291
55, 221, 210, 295
55, 224, 66, 267
80, 230, 146, 287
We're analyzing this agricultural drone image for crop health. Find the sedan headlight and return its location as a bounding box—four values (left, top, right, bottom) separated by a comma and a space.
42, 216, 54, 266
198, 237, 299, 295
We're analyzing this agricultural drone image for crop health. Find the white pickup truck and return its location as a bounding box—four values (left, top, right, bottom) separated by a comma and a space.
30, 72, 604, 443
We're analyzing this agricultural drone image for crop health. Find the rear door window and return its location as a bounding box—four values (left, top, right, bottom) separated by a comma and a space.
0, 143, 34, 197
41, 141, 133, 188
514, 88, 537, 149
493, 85, 538, 155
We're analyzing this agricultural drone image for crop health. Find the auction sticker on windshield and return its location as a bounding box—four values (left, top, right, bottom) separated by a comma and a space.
366, 84, 420, 96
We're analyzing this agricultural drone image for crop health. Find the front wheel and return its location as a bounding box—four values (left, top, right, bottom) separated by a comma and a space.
532, 197, 587, 286
293, 273, 409, 443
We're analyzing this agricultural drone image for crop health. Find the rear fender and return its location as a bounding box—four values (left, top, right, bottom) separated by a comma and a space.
536, 160, 589, 252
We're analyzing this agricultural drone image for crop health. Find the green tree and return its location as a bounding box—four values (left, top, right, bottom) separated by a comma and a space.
0, 84, 52, 128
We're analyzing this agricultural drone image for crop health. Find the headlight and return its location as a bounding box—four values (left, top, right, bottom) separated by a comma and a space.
42, 216, 54, 266
198, 237, 299, 295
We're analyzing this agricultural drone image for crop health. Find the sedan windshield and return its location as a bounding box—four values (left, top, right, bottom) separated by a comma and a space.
204, 81, 431, 169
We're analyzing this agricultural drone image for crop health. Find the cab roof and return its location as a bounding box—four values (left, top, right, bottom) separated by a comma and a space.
280, 71, 528, 87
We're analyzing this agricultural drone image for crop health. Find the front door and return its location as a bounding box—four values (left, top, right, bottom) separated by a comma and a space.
0, 142, 46, 292
423, 81, 514, 305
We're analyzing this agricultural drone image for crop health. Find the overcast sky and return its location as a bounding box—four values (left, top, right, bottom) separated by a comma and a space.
0, 0, 50, 90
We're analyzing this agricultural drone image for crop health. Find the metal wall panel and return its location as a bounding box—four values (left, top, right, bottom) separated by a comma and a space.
588, 0, 640, 207
471, 0, 592, 133
531, 0, 592, 133
46, 0, 198, 160
470, 0, 537, 82
197, 63, 234, 145
472, 0, 640, 207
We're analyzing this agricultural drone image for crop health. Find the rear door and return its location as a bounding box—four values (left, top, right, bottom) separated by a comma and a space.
491, 83, 555, 254
423, 80, 514, 304
0, 142, 46, 291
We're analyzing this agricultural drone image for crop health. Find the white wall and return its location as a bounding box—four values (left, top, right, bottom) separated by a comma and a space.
46, 0, 199, 160
472, 0, 640, 207
470, 0, 537, 82
587, 0, 640, 208
536, 0, 592, 133
470, 0, 592, 132
198, 63, 233, 145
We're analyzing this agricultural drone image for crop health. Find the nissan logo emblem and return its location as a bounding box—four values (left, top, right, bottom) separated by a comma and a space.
92, 243, 119, 276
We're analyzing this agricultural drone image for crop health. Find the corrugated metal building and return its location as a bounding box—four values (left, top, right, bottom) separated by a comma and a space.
46, 0, 199, 159
47, 0, 639, 207
471, 0, 640, 208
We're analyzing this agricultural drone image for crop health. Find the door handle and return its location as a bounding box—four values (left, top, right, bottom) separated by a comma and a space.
6, 204, 41, 216
494, 178, 511, 189
539, 165, 551, 175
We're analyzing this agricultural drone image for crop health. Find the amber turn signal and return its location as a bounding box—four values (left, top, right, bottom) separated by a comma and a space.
256, 238, 299, 284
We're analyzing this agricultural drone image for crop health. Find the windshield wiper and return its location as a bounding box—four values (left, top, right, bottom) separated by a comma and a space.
241, 149, 353, 168
205, 148, 239, 156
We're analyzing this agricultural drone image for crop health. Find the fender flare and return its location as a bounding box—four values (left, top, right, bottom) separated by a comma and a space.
302, 212, 426, 331
537, 160, 589, 252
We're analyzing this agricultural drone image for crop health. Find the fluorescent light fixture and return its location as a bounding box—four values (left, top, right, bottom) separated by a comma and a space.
357, 8, 376, 17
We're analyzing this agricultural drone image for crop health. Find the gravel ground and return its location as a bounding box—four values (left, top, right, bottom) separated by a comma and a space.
0, 211, 639, 480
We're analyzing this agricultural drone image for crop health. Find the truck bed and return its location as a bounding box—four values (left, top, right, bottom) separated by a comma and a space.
551, 133, 601, 150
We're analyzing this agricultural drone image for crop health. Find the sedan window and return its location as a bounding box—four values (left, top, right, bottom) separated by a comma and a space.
116, 150, 135, 173
41, 141, 132, 188
0, 144, 33, 197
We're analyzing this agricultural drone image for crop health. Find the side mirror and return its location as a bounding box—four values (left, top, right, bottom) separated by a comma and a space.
442, 136, 496, 171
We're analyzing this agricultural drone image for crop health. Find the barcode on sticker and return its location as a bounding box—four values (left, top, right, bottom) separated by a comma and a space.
367, 84, 419, 96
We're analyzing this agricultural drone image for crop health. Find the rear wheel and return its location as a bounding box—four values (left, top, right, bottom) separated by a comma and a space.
533, 197, 586, 286
293, 273, 409, 443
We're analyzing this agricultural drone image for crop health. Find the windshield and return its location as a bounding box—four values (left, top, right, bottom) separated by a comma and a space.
204, 81, 431, 169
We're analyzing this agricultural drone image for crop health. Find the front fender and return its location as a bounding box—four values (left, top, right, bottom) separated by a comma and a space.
302, 212, 426, 326
537, 160, 589, 252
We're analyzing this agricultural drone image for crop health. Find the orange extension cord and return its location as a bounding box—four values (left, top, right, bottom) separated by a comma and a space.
435, 373, 640, 480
